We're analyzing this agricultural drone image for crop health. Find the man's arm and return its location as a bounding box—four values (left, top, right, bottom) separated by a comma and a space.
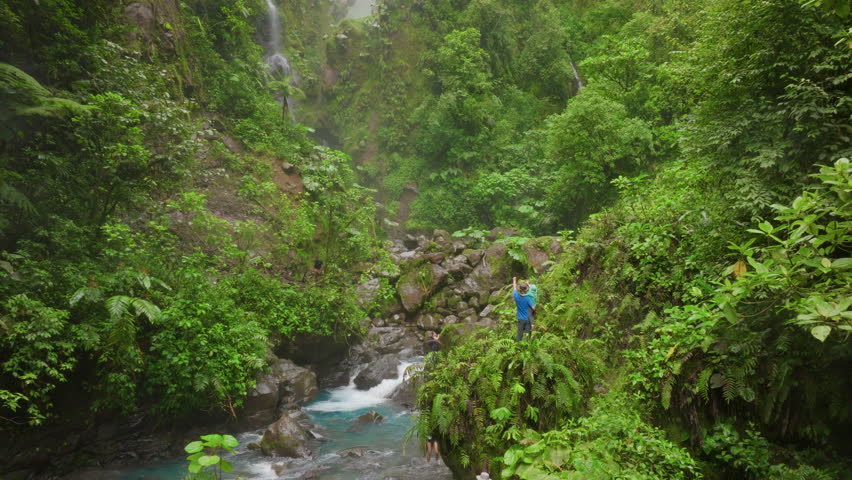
512, 276, 518, 292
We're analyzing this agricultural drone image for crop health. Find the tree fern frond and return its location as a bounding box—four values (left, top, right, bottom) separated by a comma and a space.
69, 286, 103, 306
131, 298, 161, 323
106, 295, 132, 320
0, 182, 36, 215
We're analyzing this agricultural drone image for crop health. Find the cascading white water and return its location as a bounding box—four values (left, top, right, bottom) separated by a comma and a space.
264, 0, 281, 54
306, 359, 418, 413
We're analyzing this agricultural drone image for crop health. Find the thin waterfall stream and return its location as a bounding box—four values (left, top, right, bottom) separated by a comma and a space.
264, 0, 298, 117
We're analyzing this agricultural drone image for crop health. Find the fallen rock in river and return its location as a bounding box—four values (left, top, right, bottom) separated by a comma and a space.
260, 413, 312, 458
355, 410, 384, 424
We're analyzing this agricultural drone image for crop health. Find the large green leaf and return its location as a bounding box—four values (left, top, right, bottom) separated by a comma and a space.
811, 325, 831, 342
198, 455, 220, 467
184, 441, 204, 453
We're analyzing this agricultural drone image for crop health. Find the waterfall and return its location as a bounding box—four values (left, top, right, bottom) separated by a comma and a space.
570, 59, 584, 91
346, 0, 374, 18
263, 0, 299, 117
264, 0, 281, 53
304, 359, 419, 413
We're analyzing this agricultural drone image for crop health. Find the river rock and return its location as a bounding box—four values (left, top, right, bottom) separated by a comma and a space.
402, 234, 420, 249
415, 312, 441, 330
487, 227, 519, 241
356, 410, 384, 423
364, 326, 422, 354
479, 304, 494, 317
338, 446, 370, 457
443, 315, 460, 324
451, 241, 467, 253
423, 252, 446, 263
432, 229, 451, 244
260, 414, 312, 458
243, 358, 318, 428
467, 295, 480, 309
390, 374, 417, 407
354, 354, 400, 390
273, 359, 318, 410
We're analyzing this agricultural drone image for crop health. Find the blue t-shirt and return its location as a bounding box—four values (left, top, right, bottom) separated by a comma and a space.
513, 290, 535, 321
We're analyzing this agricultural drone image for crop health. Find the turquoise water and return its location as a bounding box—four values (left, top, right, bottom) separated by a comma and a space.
86, 359, 452, 480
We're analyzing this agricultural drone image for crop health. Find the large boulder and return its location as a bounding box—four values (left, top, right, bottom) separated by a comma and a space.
354, 354, 401, 390
523, 236, 562, 274
272, 359, 319, 410
363, 327, 422, 354
124, 2, 156, 38
260, 413, 312, 458
355, 278, 382, 307
458, 243, 511, 300
397, 261, 448, 312
242, 358, 318, 428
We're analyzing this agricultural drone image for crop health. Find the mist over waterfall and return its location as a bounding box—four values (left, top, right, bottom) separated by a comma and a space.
263, 0, 299, 115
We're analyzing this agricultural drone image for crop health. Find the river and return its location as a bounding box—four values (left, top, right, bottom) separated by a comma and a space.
88, 358, 453, 480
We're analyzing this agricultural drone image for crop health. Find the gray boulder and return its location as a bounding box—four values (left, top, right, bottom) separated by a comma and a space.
432, 229, 451, 244
465, 249, 484, 266
242, 358, 318, 429
355, 278, 382, 307
459, 244, 510, 299
355, 410, 384, 424
272, 359, 319, 411
354, 354, 400, 390
124, 2, 156, 39
260, 414, 312, 458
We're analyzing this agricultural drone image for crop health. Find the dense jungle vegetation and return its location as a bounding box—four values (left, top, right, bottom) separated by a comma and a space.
1, 0, 850, 478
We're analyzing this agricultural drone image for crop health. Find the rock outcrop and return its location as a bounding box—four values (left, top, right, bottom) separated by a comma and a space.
242, 357, 318, 429
354, 354, 400, 390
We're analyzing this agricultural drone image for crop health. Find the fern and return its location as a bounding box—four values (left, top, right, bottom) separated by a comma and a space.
696, 367, 713, 402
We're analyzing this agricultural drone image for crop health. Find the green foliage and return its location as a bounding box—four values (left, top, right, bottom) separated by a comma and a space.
702, 422, 834, 480
541, 88, 653, 227
624, 159, 851, 444
500, 392, 701, 480
0, 294, 79, 425
184, 433, 239, 479
415, 330, 603, 476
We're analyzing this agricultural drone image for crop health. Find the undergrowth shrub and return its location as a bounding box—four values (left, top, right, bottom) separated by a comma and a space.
500, 392, 702, 480
414, 330, 603, 476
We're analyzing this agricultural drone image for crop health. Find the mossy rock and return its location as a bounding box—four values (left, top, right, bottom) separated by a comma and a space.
396, 261, 448, 312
